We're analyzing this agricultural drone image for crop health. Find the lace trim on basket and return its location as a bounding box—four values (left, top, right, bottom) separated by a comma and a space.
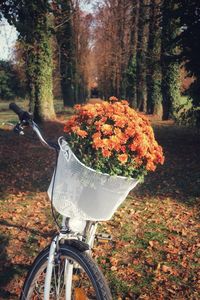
53, 193, 90, 220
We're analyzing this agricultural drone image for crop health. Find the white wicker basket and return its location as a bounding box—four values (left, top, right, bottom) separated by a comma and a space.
48, 138, 139, 221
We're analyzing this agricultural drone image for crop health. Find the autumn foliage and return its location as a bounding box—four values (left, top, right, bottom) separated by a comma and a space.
64, 98, 164, 178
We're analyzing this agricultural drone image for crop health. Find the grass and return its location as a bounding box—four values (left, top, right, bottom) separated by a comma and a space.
0, 98, 71, 126
95, 195, 199, 299
0, 99, 28, 124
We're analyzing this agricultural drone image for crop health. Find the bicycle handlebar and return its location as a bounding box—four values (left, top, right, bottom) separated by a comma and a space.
9, 103, 59, 151
9, 103, 32, 123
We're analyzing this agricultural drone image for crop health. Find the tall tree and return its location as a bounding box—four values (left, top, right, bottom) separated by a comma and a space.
0, 0, 55, 122
161, 0, 181, 120
52, 0, 91, 105
136, 0, 149, 112
176, 0, 200, 109
126, 0, 139, 107
72, 4, 92, 102
92, 3, 116, 98
0, 60, 25, 100
146, 0, 162, 116
53, 0, 75, 107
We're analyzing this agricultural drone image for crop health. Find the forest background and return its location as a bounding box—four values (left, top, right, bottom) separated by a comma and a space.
0, 0, 200, 125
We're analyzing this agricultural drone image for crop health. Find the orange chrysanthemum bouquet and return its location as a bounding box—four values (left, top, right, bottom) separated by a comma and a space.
49, 97, 164, 220
63, 97, 164, 180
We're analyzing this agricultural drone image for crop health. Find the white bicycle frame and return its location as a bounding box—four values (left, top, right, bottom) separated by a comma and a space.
29, 122, 98, 299
43, 216, 97, 300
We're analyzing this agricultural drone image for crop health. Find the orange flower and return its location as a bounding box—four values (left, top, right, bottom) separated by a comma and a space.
118, 153, 128, 164
109, 96, 118, 102
129, 142, 137, 152
125, 126, 135, 137
95, 117, 107, 130
102, 149, 111, 158
64, 116, 78, 133
93, 132, 101, 140
92, 132, 102, 149
121, 100, 129, 105
71, 125, 80, 133
134, 157, 143, 166
109, 135, 121, 151
101, 124, 113, 135
76, 129, 88, 138
102, 138, 110, 148
114, 128, 127, 143
113, 115, 126, 128
74, 104, 81, 111
121, 145, 126, 153
146, 160, 156, 171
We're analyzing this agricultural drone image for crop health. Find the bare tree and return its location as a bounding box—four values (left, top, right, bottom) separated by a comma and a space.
92, 0, 133, 99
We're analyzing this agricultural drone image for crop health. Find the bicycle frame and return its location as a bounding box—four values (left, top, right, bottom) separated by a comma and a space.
43, 216, 98, 300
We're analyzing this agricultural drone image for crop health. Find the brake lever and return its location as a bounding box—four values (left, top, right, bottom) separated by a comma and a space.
13, 112, 33, 135
14, 123, 25, 135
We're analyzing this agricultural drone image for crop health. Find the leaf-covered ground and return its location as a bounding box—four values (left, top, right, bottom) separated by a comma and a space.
0, 108, 199, 299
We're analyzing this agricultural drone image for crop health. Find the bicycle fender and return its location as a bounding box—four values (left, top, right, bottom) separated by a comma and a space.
64, 239, 89, 252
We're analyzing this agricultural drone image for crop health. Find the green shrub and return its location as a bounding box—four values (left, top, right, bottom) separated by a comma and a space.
174, 96, 200, 128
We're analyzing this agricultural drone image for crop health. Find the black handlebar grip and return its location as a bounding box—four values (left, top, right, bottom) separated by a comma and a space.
9, 103, 32, 122
9, 103, 25, 119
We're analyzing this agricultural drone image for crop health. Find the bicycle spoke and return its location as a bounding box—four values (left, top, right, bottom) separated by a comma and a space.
27, 256, 98, 299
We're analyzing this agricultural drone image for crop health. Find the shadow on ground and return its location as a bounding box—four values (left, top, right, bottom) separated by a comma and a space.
134, 124, 200, 207
0, 121, 64, 198
0, 233, 26, 299
0, 121, 63, 298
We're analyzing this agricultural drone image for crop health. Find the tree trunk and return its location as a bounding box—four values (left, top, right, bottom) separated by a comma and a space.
146, 0, 162, 117
26, 16, 55, 122
33, 47, 55, 122
161, 0, 181, 120
136, 0, 149, 112
54, 0, 75, 107
126, 0, 139, 108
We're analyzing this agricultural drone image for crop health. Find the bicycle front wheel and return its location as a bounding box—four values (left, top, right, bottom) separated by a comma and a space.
20, 243, 112, 300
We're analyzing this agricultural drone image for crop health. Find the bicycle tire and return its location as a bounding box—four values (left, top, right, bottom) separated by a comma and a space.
20, 243, 112, 300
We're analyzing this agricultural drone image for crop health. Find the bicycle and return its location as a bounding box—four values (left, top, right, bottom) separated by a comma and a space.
9, 103, 113, 300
